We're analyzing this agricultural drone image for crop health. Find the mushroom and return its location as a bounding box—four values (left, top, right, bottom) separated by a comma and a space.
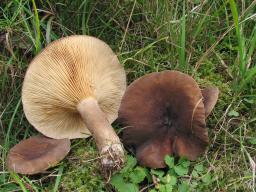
118, 70, 219, 168
22, 35, 126, 171
7, 135, 70, 175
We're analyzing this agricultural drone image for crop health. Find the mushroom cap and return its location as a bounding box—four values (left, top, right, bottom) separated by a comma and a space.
201, 87, 219, 118
7, 135, 70, 175
118, 70, 208, 168
136, 134, 173, 168
22, 35, 126, 139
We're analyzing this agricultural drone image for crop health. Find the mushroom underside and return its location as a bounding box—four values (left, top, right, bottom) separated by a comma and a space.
21, 35, 127, 173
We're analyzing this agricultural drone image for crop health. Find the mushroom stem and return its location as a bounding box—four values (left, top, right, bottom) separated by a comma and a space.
77, 97, 124, 170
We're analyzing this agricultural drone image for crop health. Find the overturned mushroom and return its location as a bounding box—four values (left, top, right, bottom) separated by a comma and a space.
118, 70, 218, 168
22, 35, 126, 171
7, 135, 70, 175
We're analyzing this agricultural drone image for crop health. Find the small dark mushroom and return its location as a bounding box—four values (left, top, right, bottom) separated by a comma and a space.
118, 70, 218, 168
7, 135, 70, 175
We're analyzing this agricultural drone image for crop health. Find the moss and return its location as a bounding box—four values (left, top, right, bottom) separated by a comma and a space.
59, 139, 105, 192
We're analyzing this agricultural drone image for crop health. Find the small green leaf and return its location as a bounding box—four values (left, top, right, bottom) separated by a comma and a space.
182, 161, 190, 168
120, 156, 137, 174
248, 138, 256, 145
129, 167, 147, 184
144, 168, 153, 182
164, 155, 174, 168
110, 174, 126, 192
158, 176, 166, 183
192, 170, 199, 177
166, 174, 177, 186
125, 183, 139, 192
110, 175, 139, 192
194, 164, 204, 172
167, 169, 176, 176
191, 181, 198, 188
151, 169, 165, 177
178, 158, 190, 167
178, 182, 189, 192
165, 184, 173, 192
228, 110, 239, 117
202, 173, 212, 184
174, 165, 188, 176
158, 184, 167, 192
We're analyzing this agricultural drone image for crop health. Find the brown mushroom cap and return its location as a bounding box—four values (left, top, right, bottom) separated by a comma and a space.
22, 35, 126, 139
7, 135, 70, 175
135, 134, 173, 168
201, 87, 219, 118
118, 70, 208, 168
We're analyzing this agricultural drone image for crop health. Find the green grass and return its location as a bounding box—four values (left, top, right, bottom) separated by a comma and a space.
0, 0, 256, 191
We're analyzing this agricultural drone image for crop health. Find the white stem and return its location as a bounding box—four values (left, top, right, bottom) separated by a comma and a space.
77, 98, 124, 168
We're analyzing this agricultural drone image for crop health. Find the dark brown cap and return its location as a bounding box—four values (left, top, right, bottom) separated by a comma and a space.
118, 70, 208, 168
7, 135, 70, 175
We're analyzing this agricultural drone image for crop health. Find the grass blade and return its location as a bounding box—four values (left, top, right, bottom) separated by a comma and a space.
246, 24, 256, 62
31, 0, 41, 53
46, 16, 54, 44
239, 68, 256, 91
53, 165, 64, 192
178, 1, 186, 70
4, 98, 21, 151
229, 0, 246, 76
9, 172, 28, 192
